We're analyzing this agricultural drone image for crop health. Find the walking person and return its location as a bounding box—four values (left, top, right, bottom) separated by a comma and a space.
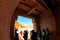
30, 30, 38, 40
43, 29, 46, 40
39, 30, 42, 40
46, 28, 52, 40
15, 29, 19, 40
23, 30, 28, 40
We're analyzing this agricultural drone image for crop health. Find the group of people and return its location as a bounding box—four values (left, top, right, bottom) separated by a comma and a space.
23, 30, 38, 40
14, 28, 51, 40
39, 28, 52, 40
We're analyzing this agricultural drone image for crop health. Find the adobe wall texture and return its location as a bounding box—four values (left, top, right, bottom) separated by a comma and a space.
55, 4, 60, 40
0, 0, 59, 40
40, 10, 56, 40
0, 0, 20, 40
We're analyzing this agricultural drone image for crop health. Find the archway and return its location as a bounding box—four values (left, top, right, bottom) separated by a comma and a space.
10, 0, 56, 40
10, 7, 39, 40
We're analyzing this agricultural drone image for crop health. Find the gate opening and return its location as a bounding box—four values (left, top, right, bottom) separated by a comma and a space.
14, 16, 33, 40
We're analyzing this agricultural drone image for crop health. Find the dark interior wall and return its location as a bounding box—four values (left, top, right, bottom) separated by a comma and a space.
43, 0, 57, 13
43, 0, 60, 40
39, 5, 56, 39
0, 0, 19, 40
54, 3, 60, 40
39, 10, 56, 40
46, 0, 60, 40
10, 12, 18, 40
39, 9, 56, 32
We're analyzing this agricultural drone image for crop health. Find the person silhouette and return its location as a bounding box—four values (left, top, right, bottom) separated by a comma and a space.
46, 28, 52, 40
39, 30, 42, 40
23, 30, 28, 40
43, 29, 46, 40
15, 29, 19, 40
30, 30, 38, 40
20, 30, 23, 36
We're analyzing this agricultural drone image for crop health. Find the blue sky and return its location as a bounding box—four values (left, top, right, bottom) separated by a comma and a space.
17, 16, 32, 25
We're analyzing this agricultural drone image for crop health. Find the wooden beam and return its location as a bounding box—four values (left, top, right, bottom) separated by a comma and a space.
35, 0, 48, 9
17, 3, 31, 12
28, 0, 47, 13
14, 8, 36, 18
17, 0, 47, 15
21, 0, 35, 7
28, 7, 35, 15
19, 0, 46, 14
19, 1, 34, 9
17, 3, 40, 15
28, 7, 40, 15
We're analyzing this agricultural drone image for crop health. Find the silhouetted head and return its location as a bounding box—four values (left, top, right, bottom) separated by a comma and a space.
15, 29, 18, 32
43, 29, 45, 32
24, 30, 26, 33
46, 28, 49, 31
31, 30, 34, 32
